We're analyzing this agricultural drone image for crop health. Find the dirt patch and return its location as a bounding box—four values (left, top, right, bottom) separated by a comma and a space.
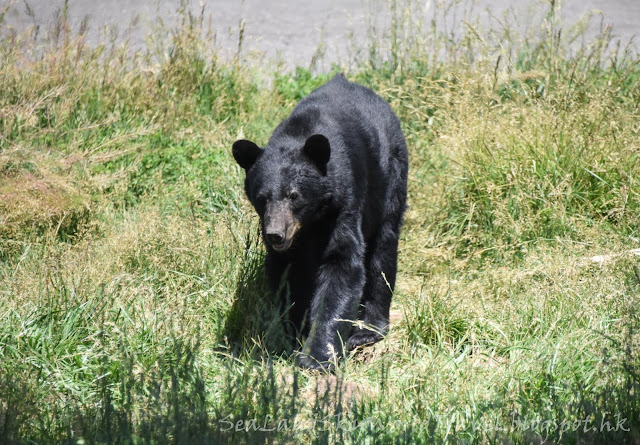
0, 170, 89, 242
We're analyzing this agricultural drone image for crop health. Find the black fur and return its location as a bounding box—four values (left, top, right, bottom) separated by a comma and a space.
232, 74, 408, 371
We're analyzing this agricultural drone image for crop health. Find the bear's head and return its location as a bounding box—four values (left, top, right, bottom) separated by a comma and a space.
232, 134, 333, 252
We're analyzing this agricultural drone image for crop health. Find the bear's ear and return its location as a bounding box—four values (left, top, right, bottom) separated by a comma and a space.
232, 140, 262, 171
303, 134, 330, 175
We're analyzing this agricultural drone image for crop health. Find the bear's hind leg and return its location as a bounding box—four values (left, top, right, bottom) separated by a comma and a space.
347, 223, 399, 350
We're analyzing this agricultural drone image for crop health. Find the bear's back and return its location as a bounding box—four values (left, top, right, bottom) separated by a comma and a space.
270, 74, 402, 161
300, 74, 394, 126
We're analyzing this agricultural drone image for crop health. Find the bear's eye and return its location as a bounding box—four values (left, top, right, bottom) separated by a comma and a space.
288, 190, 299, 201
256, 193, 268, 205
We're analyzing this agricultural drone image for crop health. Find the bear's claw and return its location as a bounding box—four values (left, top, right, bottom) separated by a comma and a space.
347, 329, 384, 351
295, 352, 335, 373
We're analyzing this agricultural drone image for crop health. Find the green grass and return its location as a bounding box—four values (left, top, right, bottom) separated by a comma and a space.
1, 0, 639, 443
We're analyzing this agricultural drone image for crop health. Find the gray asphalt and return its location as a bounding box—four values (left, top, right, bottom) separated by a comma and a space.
4, 0, 639, 71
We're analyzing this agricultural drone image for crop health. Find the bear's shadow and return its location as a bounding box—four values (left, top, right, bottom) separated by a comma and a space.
221, 230, 296, 358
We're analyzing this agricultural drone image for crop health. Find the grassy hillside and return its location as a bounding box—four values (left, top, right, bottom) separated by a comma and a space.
1, 1, 639, 443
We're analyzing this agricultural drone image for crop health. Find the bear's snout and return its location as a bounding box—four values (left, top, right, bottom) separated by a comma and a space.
264, 201, 299, 252
266, 231, 285, 246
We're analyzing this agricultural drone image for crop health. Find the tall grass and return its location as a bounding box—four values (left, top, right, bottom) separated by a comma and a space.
0, 0, 639, 443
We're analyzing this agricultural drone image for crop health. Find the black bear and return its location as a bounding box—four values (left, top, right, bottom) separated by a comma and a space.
232, 74, 408, 371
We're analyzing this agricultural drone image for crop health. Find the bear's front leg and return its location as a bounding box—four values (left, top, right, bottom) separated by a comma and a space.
296, 223, 365, 371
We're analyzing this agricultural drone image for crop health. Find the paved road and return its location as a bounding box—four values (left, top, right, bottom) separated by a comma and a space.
4, 0, 639, 71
